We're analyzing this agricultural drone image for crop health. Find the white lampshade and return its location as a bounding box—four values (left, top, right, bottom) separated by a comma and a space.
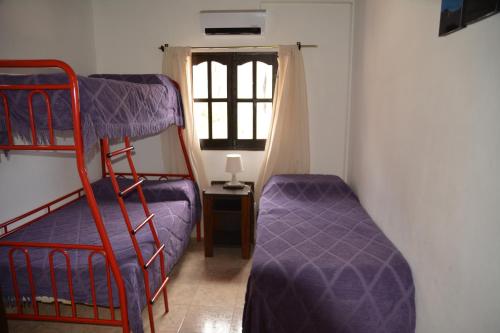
225, 154, 243, 174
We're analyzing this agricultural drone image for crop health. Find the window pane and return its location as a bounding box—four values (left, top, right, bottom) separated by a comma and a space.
211, 61, 227, 98
257, 103, 272, 139
212, 102, 228, 139
237, 62, 253, 99
257, 61, 273, 99
193, 61, 208, 98
238, 102, 253, 139
194, 102, 209, 139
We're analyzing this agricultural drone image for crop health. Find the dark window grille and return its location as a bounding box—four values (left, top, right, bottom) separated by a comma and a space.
192, 52, 278, 150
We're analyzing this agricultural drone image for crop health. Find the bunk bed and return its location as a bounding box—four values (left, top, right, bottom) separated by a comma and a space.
243, 175, 416, 333
0, 60, 201, 333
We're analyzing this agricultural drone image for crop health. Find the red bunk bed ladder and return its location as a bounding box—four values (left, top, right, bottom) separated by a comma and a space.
101, 136, 168, 333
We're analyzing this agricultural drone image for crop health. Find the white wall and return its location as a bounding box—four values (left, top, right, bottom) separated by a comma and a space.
91, 0, 353, 183
0, 0, 97, 75
349, 1, 500, 332
0, 0, 100, 222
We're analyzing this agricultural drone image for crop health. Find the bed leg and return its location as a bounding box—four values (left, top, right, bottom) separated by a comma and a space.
163, 288, 169, 314
0, 288, 7, 333
147, 303, 155, 333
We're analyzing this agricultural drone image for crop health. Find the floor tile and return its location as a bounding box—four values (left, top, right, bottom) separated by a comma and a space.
204, 263, 251, 286
7, 320, 39, 333
234, 284, 248, 307
168, 281, 200, 306
178, 305, 233, 333
143, 303, 189, 333
170, 257, 209, 283
229, 306, 244, 333
191, 281, 239, 308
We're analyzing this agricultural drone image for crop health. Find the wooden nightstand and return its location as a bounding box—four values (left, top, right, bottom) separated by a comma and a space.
203, 181, 254, 259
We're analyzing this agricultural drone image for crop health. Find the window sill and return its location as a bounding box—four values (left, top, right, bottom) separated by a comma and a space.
200, 139, 266, 151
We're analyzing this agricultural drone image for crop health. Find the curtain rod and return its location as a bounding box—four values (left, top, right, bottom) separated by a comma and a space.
158, 42, 317, 52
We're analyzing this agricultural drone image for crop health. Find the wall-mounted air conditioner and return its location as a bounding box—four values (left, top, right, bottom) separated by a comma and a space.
200, 10, 266, 35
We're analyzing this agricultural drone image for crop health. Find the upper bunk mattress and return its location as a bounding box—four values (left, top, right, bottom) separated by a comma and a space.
0, 73, 184, 151
0, 178, 200, 333
243, 174, 415, 333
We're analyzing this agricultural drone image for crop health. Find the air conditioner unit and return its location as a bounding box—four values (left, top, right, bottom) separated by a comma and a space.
200, 10, 266, 35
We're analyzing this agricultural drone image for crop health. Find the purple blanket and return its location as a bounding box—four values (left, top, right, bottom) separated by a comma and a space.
0, 73, 183, 151
243, 175, 415, 333
0, 178, 201, 333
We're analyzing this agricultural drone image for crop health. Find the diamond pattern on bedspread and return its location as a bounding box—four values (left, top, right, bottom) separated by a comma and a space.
0, 73, 183, 151
243, 175, 415, 333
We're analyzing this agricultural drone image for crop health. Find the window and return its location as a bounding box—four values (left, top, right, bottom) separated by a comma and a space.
192, 52, 278, 150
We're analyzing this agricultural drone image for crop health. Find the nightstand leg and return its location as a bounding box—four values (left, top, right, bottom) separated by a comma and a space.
203, 195, 213, 257
196, 221, 202, 242
241, 195, 251, 259
250, 193, 255, 244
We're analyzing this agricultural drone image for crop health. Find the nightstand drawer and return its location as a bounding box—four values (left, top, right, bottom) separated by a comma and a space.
213, 197, 241, 211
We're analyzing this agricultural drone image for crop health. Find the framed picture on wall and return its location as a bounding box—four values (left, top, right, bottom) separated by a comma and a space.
439, 0, 500, 36
439, 0, 464, 36
463, 0, 498, 24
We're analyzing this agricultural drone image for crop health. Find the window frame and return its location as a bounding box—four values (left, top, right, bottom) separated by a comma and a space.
192, 52, 278, 151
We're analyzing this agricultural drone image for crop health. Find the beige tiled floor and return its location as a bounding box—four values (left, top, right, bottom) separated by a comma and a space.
7, 240, 252, 333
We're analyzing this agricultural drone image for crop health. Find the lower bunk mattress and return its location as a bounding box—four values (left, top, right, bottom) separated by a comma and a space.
0, 177, 201, 333
243, 175, 415, 333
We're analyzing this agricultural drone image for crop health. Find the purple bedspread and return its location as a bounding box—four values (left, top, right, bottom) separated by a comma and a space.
0, 178, 200, 333
243, 175, 415, 333
0, 73, 183, 151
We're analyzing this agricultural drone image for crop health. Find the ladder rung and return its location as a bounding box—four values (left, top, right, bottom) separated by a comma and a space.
150, 276, 169, 305
132, 213, 155, 235
119, 178, 144, 197
107, 146, 134, 158
144, 244, 165, 269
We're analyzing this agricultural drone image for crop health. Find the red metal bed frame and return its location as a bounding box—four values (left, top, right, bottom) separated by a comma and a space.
0, 59, 201, 332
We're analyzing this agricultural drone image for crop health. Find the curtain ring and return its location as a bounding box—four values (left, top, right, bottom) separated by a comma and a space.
296, 42, 302, 50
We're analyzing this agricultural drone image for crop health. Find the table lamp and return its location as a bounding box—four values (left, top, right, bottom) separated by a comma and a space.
224, 154, 245, 189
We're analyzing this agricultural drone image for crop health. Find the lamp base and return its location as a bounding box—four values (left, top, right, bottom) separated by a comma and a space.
223, 181, 245, 190
223, 173, 245, 189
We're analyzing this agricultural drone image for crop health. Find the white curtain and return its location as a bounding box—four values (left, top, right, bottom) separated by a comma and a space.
256, 45, 310, 197
161, 47, 209, 191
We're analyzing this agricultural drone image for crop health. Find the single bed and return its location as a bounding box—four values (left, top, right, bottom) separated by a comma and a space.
243, 174, 415, 333
1, 177, 201, 333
